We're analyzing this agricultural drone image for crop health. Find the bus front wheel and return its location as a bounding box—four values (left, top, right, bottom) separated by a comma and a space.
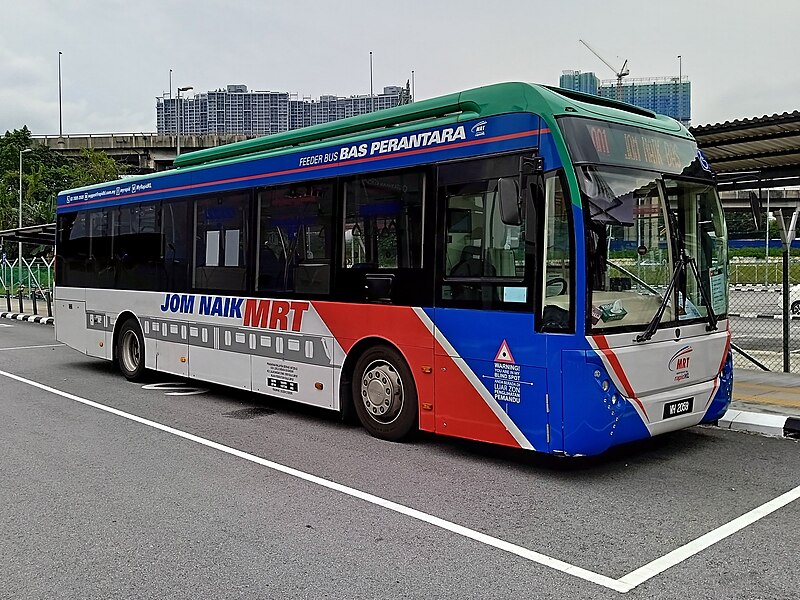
352, 346, 417, 442
117, 319, 146, 381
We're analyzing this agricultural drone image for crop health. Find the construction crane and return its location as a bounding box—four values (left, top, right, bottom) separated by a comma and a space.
579, 39, 629, 102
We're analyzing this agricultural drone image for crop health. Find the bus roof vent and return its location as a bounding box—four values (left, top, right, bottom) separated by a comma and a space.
544, 86, 657, 119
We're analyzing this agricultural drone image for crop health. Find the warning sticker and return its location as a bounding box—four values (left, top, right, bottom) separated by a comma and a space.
493, 362, 522, 404
265, 362, 299, 396
494, 340, 515, 364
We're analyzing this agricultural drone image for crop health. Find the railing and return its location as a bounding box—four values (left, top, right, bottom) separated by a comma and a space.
0, 257, 54, 295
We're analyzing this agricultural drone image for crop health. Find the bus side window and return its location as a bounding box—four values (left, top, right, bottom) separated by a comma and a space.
56, 211, 90, 287
257, 183, 334, 295
162, 199, 190, 292
440, 180, 525, 306
540, 175, 573, 331
342, 172, 424, 269
193, 193, 249, 291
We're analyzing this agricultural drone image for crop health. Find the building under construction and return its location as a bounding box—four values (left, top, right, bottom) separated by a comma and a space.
599, 76, 691, 126
559, 70, 691, 126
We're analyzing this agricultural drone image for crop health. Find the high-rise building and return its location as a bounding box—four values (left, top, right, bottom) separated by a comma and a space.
599, 77, 691, 125
557, 71, 691, 125
156, 84, 410, 136
559, 70, 599, 95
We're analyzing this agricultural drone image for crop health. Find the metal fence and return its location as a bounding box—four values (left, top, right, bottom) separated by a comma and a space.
0, 257, 55, 295
0, 257, 55, 318
729, 257, 800, 373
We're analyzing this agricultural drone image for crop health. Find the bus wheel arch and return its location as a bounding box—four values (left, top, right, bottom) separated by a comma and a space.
342, 338, 418, 442
113, 313, 146, 381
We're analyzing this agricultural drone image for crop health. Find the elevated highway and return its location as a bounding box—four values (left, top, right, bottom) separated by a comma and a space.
32, 132, 252, 173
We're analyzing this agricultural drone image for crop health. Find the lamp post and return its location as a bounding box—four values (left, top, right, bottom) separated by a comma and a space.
58, 51, 63, 137
18, 148, 32, 289
176, 86, 193, 156
369, 52, 374, 112
677, 55, 682, 123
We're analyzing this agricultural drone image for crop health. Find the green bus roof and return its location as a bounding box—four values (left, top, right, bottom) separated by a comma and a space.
173, 81, 690, 169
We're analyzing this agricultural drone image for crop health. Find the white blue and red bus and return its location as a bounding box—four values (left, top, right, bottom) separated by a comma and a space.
55, 82, 731, 456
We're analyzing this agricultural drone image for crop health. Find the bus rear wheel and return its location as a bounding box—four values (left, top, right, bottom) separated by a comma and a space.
117, 319, 146, 381
352, 346, 417, 442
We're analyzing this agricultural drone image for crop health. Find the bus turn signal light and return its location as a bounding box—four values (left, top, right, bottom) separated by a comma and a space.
421, 366, 432, 374
315, 382, 324, 390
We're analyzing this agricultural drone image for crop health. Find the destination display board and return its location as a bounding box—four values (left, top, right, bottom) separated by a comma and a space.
560, 116, 711, 176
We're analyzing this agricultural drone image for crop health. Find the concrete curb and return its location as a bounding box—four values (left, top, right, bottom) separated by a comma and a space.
718, 409, 800, 439
728, 312, 800, 320
730, 285, 781, 292
0, 312, 54, 325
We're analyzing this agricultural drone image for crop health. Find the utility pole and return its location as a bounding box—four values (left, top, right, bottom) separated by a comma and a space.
58, 51, 63, 137
369, 51, 374, 112
176, 86, 193, 156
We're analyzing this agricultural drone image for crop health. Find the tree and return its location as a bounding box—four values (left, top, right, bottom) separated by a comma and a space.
0, 127, 127, 260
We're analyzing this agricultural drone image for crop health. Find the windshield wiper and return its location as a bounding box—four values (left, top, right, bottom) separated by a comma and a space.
685, 249, 719, 332
635, 257, 683, 343
636, 212, 719, 343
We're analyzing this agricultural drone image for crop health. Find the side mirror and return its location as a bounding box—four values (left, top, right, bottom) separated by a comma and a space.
498, 178, 521, 226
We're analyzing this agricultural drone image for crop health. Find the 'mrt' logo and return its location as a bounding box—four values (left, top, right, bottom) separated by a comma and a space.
669, 345, 693, 380
471, 121, 487, 137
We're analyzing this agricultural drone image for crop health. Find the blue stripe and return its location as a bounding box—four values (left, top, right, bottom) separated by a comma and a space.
57, 113, 562, 213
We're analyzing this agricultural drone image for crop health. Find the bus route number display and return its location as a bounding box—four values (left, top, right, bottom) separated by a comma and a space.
588, 125, 686, 172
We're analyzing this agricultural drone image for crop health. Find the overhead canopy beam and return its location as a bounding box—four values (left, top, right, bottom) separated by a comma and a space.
0, 223, 56, 246
690, 112, 800, 190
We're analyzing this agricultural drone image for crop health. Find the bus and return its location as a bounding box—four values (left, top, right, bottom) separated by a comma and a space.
55, 82, 731, 456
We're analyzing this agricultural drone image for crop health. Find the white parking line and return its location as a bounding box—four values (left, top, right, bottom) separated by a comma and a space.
618, 484, 800, 588
0, 344, 64, 351
0, 366, 627, 593
0, 366, 797, 594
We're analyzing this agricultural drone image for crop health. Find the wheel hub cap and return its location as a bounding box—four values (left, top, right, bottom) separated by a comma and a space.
361, 361, 403, 423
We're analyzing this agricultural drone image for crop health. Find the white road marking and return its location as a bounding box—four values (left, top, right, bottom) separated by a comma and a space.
1, 366, 798, 594
0, 343, 64, 351
0, 323, 13, 327
0, 366, 626, 593
141, 382, 208, 396
618, 483, 800, 589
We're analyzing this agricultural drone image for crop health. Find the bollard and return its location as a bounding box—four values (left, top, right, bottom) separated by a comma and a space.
17, 289, 23, 314
31, 291, 38, 315
45, 290, 53, 318
5, 289, 10, 313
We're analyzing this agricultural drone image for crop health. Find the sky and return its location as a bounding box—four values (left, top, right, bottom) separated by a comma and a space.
2, 0, 799, 135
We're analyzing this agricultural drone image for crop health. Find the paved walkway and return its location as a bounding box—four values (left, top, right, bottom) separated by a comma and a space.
0, 296, 54, 324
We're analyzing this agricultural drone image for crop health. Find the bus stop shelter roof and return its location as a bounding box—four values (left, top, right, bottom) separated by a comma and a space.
690, 111, 800, 190
0, 223, 56, 246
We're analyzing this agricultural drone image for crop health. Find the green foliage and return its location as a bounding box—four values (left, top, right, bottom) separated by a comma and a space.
0, 128, 127, 259
729, 247, 800, 258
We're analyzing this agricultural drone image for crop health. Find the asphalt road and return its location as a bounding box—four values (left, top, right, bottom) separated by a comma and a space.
1, 320, 798, 599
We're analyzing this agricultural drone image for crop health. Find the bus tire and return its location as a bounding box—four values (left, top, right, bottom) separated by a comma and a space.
117, 318, 146, 382
352, 345, 417, 442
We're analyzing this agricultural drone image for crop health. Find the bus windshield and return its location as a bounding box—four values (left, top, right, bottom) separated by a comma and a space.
578, 165, 727, 333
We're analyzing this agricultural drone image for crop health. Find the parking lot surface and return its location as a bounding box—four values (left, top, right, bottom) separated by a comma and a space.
1, 321, 798, 599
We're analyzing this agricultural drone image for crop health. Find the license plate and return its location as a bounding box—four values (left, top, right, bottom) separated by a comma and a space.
663, 398, 693, 419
